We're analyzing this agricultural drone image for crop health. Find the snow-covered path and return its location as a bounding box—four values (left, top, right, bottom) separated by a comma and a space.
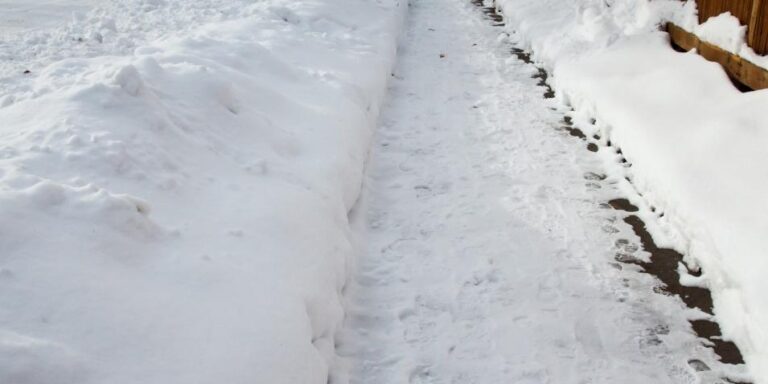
336, 0, 733, 383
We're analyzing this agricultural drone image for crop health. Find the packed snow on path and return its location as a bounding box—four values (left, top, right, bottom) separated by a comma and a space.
336, 0, 742, 383
0, 0, 404, 383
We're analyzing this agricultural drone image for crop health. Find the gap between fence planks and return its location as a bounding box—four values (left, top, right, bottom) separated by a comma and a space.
667, 22, 768, 90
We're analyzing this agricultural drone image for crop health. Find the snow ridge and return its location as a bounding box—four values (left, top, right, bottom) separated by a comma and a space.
0, 0, 405, 383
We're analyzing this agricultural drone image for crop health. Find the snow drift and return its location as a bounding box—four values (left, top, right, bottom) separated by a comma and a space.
495, 0, 768, 381
0, 0, 405, 383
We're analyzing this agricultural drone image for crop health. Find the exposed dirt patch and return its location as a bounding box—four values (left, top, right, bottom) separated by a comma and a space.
561, 116, 587, 140
611, 200, 745, 366
510, 48, 555, 99
608, 199, 638, 212
471, 0, 504, 26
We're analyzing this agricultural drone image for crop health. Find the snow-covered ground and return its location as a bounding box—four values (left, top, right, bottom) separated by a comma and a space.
0, 0, 97, 34
1, 0, 767, 382
336, 0, 747, 383
495, 0, 768, 381
0, 0, 404, 382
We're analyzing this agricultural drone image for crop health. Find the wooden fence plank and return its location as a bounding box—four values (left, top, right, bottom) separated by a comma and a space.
696, 0, 768, 55
749, 0, 768, 54
697, 0, 753, 25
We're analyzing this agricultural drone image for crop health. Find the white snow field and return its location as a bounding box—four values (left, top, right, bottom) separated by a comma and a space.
0, 0, 405, 383
495, 0, 768, 381
0, 0, 98, 34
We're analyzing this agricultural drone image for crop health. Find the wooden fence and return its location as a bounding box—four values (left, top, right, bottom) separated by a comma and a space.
696, 0, 768, 55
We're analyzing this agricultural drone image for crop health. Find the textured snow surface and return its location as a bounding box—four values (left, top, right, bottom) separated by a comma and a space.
496, 0, 768, 382
0, 0, 98, 34
2, 0, 766, 383
0, 0, 405, 383
336, 0, 742, 383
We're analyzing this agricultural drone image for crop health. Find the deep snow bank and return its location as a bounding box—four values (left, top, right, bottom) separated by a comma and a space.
496, 0, 768, 381
0, 0, 405, 383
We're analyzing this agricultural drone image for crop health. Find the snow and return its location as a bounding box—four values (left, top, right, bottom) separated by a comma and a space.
336, 0, 746, 383
3, 0, 767, 382
495, 0, 768, 381
0, 0, 405, 383
675, 9, 768, 69
693, 12, 747, 53
0, 0, 98, 34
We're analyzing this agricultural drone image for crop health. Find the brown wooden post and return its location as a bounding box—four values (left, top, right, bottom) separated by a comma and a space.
748, 0, 768, 54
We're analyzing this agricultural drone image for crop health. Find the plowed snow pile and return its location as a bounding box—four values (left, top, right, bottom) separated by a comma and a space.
0, 0, 404, 383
